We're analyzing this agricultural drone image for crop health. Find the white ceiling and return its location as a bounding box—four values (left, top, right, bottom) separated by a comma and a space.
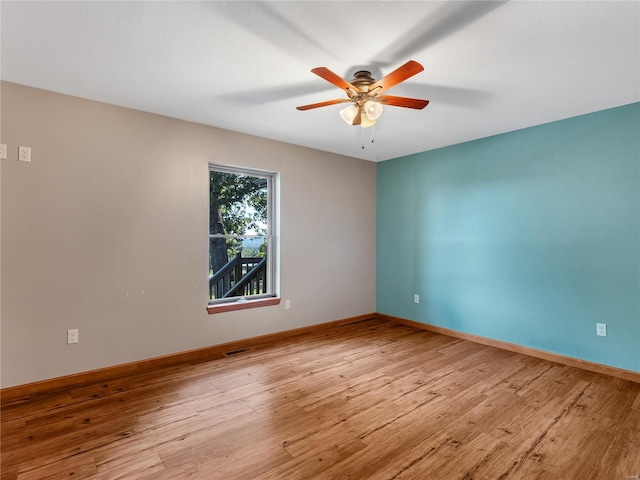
1, 1, 639, 162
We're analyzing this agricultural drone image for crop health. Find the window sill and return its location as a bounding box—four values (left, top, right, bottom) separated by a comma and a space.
207, 297, 281, 315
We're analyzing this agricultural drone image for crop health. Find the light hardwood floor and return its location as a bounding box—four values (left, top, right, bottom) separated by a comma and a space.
1, 318, 639, 479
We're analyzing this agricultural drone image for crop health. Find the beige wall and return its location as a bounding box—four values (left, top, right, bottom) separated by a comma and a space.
0, 82, 376, 388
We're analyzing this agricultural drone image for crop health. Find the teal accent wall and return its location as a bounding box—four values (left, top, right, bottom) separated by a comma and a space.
377, 103, 640, 373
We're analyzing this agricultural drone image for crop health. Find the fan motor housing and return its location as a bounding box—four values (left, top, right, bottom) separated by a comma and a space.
351, 71, 376, 92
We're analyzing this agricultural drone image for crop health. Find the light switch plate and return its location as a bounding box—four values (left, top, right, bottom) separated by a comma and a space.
0, 144, 6, 159
67, 329, 79, 344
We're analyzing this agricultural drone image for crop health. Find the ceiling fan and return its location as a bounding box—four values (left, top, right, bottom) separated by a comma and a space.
296, 60, 429, 128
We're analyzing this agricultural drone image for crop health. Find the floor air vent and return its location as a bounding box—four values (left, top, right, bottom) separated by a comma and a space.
223, 347, 254, 357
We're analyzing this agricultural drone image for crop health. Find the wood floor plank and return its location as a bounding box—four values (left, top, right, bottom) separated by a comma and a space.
2, 319, 638, 480
254, 437, 368, 480
94, 451, 164, 480
16, 453, 97, 480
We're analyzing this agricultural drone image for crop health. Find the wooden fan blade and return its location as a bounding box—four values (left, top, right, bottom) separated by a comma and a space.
369, 60, 424, 95
311, 67, 358, 96
378, 95, 429, 110
296, 98, 351, 111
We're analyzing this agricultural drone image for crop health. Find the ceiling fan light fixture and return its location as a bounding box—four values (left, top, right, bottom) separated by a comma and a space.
360, 112, 376, 128
364, 100, 383, 120
340, 104, 359, 124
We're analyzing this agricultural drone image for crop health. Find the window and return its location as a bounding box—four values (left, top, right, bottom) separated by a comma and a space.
208, 164, 278, 312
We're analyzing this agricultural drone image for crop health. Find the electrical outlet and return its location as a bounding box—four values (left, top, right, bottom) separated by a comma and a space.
18, 146, 31, 162
414, 294, 420, 304
285, 300, 291, 310
67, 329, 79, 344
596, 323, 607, 337
0, 144, 6, 159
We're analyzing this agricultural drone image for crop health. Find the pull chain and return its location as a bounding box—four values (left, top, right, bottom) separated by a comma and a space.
361, 126, 375, 150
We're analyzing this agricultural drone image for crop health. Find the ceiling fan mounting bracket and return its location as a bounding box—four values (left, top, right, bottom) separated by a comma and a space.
351, 70, 376, 91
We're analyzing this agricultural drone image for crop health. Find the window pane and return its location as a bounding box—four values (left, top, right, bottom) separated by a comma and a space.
209, 237, 268, 300
209, 172, 268, 237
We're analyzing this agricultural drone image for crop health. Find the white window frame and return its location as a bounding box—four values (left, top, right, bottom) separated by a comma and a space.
207, 163, 278, 311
